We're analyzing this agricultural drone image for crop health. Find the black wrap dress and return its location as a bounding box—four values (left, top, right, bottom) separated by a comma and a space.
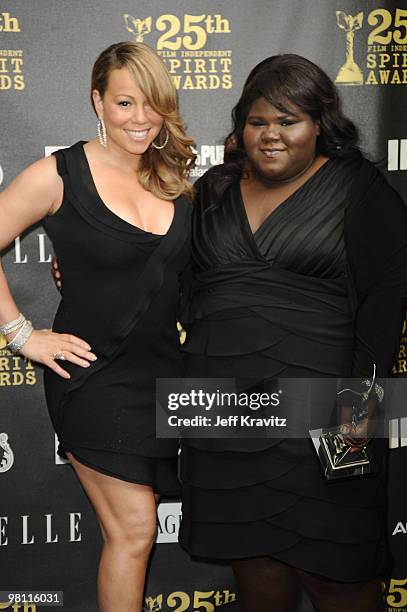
43, 141, 191, 495
179, 156, 407, 581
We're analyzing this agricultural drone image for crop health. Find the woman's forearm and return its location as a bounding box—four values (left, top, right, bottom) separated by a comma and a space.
0, 157, 62, 333
0, 257, 21, 336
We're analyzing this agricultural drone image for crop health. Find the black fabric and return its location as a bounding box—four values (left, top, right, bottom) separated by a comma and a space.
67, 447, 179, 496
232, 557, 302, 612
179, 157, 407, 580
43, 141, 191, 495
232, 558, 385, 612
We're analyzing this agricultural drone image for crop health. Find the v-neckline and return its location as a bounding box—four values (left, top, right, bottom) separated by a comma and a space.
79, 141, 175, 237
238, 158, 334, 238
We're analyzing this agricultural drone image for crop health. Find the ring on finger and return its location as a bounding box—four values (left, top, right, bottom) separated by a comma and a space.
53, 351, 66, 361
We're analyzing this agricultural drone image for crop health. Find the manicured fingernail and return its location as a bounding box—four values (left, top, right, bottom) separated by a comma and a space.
90, 354, 97, 360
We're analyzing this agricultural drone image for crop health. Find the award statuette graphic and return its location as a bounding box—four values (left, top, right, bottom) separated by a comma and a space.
335, 11, 364, 86
318, 428, 370, 480
310, 367, 383, 480
144, 595, 163, 612
123, 14, 152, 43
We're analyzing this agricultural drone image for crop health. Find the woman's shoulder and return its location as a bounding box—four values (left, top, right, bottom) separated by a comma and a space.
356, 156, 402, 200
191, 164, 229, 209
338, 153, 398, 194
345, 155, 406, 227
51, 141, 85, 160
325, 153, 404, 214
193, 164, 228, 189
50, 141, 85, 170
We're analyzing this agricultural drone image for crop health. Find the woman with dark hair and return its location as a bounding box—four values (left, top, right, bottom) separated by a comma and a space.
179, 54, 407, 611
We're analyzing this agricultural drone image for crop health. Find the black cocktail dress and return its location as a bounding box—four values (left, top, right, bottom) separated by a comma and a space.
179, 156, 407, 580
43, 141, 191, 495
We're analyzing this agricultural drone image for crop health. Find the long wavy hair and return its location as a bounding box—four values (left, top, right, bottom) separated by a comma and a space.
214, 54, 362, 200
91, 41, 196, 200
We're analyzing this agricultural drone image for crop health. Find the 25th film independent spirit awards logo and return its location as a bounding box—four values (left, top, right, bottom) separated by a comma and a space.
335, 7, 407, 86
122, 12, 230, 177
0, 10, 24, 91
142, 590, 236, 612
123, 12, 232, 91
393, 315, 407, 376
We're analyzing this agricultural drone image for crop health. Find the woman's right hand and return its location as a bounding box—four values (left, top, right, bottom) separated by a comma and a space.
17, 329, 97, 379
340, 405, 370, 453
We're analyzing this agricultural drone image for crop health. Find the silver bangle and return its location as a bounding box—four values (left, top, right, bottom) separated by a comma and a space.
0, 312, 26, 335
6, 320, 34, 353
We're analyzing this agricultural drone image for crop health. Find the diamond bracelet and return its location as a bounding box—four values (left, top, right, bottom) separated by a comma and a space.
0, 312, 25, 335
6, 319, 34, 353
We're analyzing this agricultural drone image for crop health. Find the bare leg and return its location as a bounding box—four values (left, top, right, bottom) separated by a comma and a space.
232, 557, 302, 612
298, 569, 385, 612
67, 452, 158, 612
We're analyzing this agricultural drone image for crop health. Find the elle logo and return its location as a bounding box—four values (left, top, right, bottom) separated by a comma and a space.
0, 513, 81, 546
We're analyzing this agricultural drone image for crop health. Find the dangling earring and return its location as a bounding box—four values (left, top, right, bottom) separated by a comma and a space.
97, 117, 107, 148
151, 128, 169, 150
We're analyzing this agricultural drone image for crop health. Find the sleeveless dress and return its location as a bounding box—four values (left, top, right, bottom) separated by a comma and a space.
179, 157, 407, 580
43, 141, 191, 495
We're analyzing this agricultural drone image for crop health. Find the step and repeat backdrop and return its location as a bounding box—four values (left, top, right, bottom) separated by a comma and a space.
1, 1, 406, 611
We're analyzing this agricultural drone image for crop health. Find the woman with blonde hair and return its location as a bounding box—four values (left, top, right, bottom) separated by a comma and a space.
0, 41, 195, 611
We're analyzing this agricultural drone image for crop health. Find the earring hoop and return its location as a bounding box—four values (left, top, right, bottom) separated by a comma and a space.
97, 117, 107, 148
151, 128, 169, 150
